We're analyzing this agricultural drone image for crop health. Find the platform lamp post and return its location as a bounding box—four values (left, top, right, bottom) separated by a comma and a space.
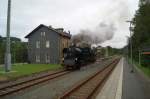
125, 36, 129, 60
126, 20, 134, 73
139, 49, 141, 66
5, 0, 12, 72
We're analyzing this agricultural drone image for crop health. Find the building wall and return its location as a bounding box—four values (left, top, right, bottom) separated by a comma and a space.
59, 36, 70, 61
28, 26, 60, 64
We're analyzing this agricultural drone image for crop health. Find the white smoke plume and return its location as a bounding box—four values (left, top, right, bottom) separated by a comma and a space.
72, 22, 116, 45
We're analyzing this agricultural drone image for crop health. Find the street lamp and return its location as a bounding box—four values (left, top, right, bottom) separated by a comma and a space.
5, 0, 12, 72
126, 20, 134, 73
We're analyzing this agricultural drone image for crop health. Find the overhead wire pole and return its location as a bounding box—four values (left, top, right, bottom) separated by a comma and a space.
5, 0, 12, 72
126, 20, 134, 73
125, 36, 129, 60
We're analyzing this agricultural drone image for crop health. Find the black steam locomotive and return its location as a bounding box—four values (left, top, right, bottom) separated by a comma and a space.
62, 46, 96, 70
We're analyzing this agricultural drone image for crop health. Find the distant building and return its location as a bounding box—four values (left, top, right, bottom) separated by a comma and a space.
141, 47, 150, 55
25, 24, 71, 64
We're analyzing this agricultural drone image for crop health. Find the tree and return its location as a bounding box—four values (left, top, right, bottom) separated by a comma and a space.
0, 36, 28, 64
130, 0, 150, 66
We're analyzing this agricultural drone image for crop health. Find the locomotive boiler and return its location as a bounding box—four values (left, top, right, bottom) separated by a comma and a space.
62, 45, 96, 70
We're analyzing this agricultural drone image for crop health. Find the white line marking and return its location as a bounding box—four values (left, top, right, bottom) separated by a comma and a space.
115, 58, 123, 99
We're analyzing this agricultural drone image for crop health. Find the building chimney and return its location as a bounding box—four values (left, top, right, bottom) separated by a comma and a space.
55, 28, 64, 33
68, 30, 70, 34
48, 25, 52, 28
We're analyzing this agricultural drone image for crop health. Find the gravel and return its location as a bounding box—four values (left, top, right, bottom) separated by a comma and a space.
0, 69, 62, 88
1, 59, 114, 99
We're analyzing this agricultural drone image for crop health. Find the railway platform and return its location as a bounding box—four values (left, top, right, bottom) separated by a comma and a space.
96, 58, 123, 99
96, 57, 150, 99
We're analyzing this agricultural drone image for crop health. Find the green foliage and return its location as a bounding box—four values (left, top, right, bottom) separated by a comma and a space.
11, 42, 28, 63
0, 36, 28, 64
128, 0, 150, 67
139, 66, 150, 77
107, 46, 122, 56
129, 57, 150, 77
132, 2, 150, 48
0, 64, 61, 79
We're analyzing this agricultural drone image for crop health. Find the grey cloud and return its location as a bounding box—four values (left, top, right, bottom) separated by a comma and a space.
0, 0, 139, 47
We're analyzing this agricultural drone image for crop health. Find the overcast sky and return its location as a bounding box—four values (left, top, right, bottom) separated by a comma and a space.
0, 0, 139, 48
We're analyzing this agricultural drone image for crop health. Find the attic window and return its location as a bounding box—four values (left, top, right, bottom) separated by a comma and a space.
41, 32, 45, 36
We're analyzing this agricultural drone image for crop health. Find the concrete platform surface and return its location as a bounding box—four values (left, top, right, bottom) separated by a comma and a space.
122, 58, 150, 99
96, 58, 123, 99
96, 57, 150, 99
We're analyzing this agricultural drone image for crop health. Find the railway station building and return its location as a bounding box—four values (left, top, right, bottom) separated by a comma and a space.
25, 24, 71, 64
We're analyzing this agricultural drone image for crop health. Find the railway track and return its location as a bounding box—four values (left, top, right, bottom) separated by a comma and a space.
0, 70, 71, 97
59, 58, 120, 99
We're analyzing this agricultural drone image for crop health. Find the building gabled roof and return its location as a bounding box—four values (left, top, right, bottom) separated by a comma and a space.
25, 24, 71, 39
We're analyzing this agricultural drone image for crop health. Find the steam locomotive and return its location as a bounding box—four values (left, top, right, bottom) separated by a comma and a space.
62, 45, 96, 70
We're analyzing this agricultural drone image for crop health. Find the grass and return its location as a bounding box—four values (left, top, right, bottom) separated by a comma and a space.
0, 64, 62, 80
135, 63, 150, 77
128, 59, 150, 78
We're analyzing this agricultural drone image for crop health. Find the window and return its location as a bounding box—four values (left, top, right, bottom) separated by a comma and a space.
43, 32, 45, 36
36, 55, 40, 62
36, 41, 40, 48
46, 41, 50, 48
41, 32, 45, 36
45, 54, 50, 63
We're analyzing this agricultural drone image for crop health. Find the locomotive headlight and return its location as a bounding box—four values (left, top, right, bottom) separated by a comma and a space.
75, 58, 78, 61
62, 58, 64, 61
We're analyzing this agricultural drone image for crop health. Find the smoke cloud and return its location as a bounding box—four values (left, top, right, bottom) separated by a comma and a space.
72, 22, 116, 45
